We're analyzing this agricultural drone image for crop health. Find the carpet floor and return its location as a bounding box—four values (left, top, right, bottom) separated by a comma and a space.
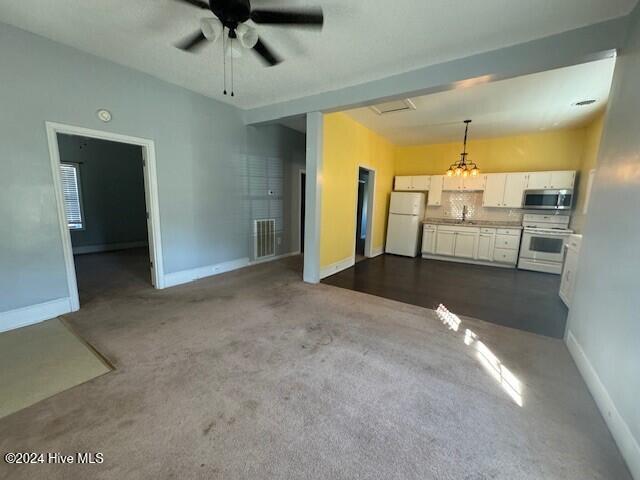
0, 250, 631, 479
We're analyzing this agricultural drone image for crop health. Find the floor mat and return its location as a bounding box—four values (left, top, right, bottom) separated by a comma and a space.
0, 318, 111, 419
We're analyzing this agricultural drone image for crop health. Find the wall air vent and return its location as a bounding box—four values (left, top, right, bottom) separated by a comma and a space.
370, 99, 416, 115
254, 219, 276, 260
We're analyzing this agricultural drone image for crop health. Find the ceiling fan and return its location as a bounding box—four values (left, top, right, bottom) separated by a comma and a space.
173, 0, 323, 68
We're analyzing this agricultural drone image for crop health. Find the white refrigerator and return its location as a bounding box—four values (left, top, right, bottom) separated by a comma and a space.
385, 192, 426, 257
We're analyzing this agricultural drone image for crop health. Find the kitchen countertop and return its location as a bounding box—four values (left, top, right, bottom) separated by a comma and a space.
423, 218, 523, 229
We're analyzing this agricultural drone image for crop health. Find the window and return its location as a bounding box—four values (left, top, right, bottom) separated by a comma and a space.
60, 163, 84, 230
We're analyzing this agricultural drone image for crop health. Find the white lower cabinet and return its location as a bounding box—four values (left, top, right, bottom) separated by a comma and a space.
422, 225, 437, 254
454, 232, 477, 258
493, 248, 518, 264
477, 232, 495, 261
435, 230, 456, 256
423, 224, 521, 267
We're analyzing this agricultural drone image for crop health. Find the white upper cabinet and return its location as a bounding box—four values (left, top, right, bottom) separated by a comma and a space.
503, 173, 528, 208
483, 174, 506, 207
443, 174, 486, 191
442, 176, 463, 191
394, 176, 413, 191
463, 175, 486, 191
412, 175, 431, 191
527, 171, 575, 190
394, 175, 431, 191
483, 173, 527, 208
526, 171, 549, 189
427, 175, 444, 206
550, 171, 576, 189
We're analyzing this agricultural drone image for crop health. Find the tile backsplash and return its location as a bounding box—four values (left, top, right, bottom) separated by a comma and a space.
426, 191, 523, 222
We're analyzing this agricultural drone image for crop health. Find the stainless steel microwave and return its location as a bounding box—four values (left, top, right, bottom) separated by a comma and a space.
522, 189, 573, 210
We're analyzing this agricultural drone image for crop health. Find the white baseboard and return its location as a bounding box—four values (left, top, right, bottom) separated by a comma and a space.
0, 297, 72, 333
370, 246, 384, 258
163, 258, 251, 289
566, 330, 640, 479
73, 241, 148, 255
162, 251, 302, 289
250, 251, 300, 266
320, 255, 355, 279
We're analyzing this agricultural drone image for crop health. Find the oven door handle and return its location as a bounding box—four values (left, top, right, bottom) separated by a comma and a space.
525, 229, 572, 236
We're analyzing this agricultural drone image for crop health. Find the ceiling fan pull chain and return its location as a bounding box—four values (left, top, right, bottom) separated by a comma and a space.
230, 38, 235, 97
222, 28, 227, 95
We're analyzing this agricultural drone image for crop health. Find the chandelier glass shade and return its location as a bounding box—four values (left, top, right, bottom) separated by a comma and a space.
447, 120, 479, 177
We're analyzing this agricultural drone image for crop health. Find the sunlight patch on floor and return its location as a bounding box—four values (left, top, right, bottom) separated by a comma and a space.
436, 304, 523, 407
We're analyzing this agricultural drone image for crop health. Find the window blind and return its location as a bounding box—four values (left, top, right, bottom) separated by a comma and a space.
60, 163, 84, 230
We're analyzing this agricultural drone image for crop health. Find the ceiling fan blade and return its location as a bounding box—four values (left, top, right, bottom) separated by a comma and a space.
250, 8, 323, 28
253, 37, 282, 66
172, 0, 210, 9
176, 30, 208, 52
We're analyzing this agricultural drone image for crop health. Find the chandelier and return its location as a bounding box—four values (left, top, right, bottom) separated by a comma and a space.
446, 119, 479, 177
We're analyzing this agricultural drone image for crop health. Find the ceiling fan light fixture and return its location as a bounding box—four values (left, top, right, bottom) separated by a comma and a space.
236, 23, 259, 49
200, 17, 222, 42
226, 40, 243, 58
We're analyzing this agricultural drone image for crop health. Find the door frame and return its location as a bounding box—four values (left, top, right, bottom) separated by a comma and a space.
298, 168, 306, 253
353, 165, 376, 258
46, 121, 165, 311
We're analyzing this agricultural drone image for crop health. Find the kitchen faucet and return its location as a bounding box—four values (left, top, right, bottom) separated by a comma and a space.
462, 205, 467, 223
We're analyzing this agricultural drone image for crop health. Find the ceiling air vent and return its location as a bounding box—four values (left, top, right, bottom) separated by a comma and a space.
370, 99, 416, 115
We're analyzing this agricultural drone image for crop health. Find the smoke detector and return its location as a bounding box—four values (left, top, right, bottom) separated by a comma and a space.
370, 99, 416, 115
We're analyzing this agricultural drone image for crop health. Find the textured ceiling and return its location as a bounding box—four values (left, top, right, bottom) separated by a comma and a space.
0, 0, 635, 109
345, 58, 616, 145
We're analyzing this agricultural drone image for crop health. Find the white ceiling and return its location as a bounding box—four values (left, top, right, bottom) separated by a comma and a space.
0, 0, 635, 109
345, 58, 616, 145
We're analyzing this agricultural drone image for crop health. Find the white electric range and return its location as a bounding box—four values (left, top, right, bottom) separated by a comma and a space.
518, 213, 572, 274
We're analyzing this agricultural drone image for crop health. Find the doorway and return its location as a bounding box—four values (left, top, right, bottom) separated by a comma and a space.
47, 122, 164, 311
355, 167, 375, 262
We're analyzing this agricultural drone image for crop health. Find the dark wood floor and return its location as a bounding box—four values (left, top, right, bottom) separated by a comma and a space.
323, 254, 568, 338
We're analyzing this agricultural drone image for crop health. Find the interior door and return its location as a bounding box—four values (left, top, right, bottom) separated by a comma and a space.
140, 148, 156, 287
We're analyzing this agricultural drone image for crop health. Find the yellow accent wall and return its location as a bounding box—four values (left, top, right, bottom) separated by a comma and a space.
321, 113, 395, 268
394, 128, 587, 175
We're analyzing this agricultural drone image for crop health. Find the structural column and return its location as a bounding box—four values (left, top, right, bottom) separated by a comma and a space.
303, 112, 323, 284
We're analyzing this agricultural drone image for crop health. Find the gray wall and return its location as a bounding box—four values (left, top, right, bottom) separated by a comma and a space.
57, 134, 148, 250
0, 22, 304, 313
566, 2, 640, 476
245, 125, 306, 258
